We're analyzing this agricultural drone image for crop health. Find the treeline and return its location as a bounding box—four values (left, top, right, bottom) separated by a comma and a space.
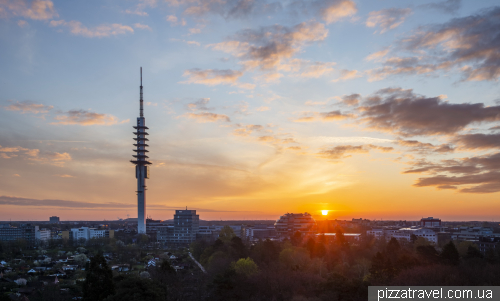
187, 228, 500, 300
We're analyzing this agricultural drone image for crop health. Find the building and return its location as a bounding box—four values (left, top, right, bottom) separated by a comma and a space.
478, 237, 500, 255
157, 209, 199, 247
274, 213, 316, 237
131, 67, 151, 234
173, 210, 199, 245
451, 226, 499, 241
245, 225, 276, 241
316, 233, 361, 243
36, 229, 51, 241
49, 216, 60, 223
420, 217, 441, 227
63, 227, 114, 241
367, 227, 438, 244
0, 224, 39, 246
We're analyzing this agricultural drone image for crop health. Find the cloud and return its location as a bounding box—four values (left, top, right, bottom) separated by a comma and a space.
294, 110, 353, 122
54, 174, 74, 178
369, 7, 500, 81
133, 23, 152, 31
124, 0, 156, 16
17, 19, 27, 27
49, 20, 134, 38
256, 106, 270, 111
167, 0, 281, 19
419, 0, 461, 14
395, 139, 454, 154
182, 68, 243, 86
317, 144, 394, 160
187, 98, 212, 111
404, 152, 500, 193
340, 94, 361, 106
209, 21, 328, 72
0, 0, 58, 20
289, 0, 357, 24
280, 59, 335, 78
0, 145, 70, 165
184, 112, 231, 123
359, 88, 500, 136
365, 48, 390, 61
332, 69, 361, 82
366, 8, 412, 33
3, 100, 53, 114
232, 124, 264, 136
51, 109, 123, 126
453, 133, 500, 150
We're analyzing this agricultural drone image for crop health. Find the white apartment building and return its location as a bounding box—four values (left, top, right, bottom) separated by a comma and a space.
36, 229, 51, 241
70, 227, 114, 241
367, 227, 438, 244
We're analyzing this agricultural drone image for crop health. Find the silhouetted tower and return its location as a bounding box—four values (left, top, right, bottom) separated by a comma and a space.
131, 67, 151, 234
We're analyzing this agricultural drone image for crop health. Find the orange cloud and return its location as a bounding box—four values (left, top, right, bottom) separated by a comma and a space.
4, 100, 53, 114
51, 110, 123, 126
294, 110, 353, 122
185, 112, 231, 123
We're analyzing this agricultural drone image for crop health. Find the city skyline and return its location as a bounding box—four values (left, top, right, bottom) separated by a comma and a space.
1, 0, 500, 222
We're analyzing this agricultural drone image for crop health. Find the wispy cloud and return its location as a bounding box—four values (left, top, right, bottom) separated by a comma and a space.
50, 20, 134, 38
318, 144, 394, 160
0, 0, 58, 20
51, 109, 126, 126
366, 8, 412, 34
294, 110, 353, 122
184, 112, 231, 123
3, 100, 53, 114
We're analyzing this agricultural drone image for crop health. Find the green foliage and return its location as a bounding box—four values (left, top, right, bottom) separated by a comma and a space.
279, 247, 310, 270
218, 226, 236, 243
232, 258, 259, 277
83, 254, 115, 301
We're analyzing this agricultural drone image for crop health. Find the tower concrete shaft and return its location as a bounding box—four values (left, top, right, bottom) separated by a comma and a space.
131, 67, 151, 234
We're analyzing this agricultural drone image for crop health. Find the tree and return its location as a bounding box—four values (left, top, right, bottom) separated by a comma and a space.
464, 245, 482, 260
218, 226, 236, 243
232, 257, 259, 277
74, 254, 88, 266
386, 237, 401, 257
83, 254, 115, 301
440, 241, 460, 266
104, 276, 163, 301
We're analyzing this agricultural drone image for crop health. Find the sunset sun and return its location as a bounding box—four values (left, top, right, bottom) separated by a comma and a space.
321, 210, 328, 216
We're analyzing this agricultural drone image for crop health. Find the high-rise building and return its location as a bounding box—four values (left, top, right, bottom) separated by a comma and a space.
157, 209, 199, 247
131, 67, 151, 234
49, 216, 60, 223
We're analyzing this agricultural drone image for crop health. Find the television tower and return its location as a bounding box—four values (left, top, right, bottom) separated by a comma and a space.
131, 67, 151, 234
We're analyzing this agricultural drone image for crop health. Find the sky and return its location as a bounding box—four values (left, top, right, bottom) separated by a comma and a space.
0, 0, 500, 222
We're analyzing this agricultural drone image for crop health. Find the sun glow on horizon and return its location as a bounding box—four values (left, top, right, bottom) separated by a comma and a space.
321, 210, 328, 216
